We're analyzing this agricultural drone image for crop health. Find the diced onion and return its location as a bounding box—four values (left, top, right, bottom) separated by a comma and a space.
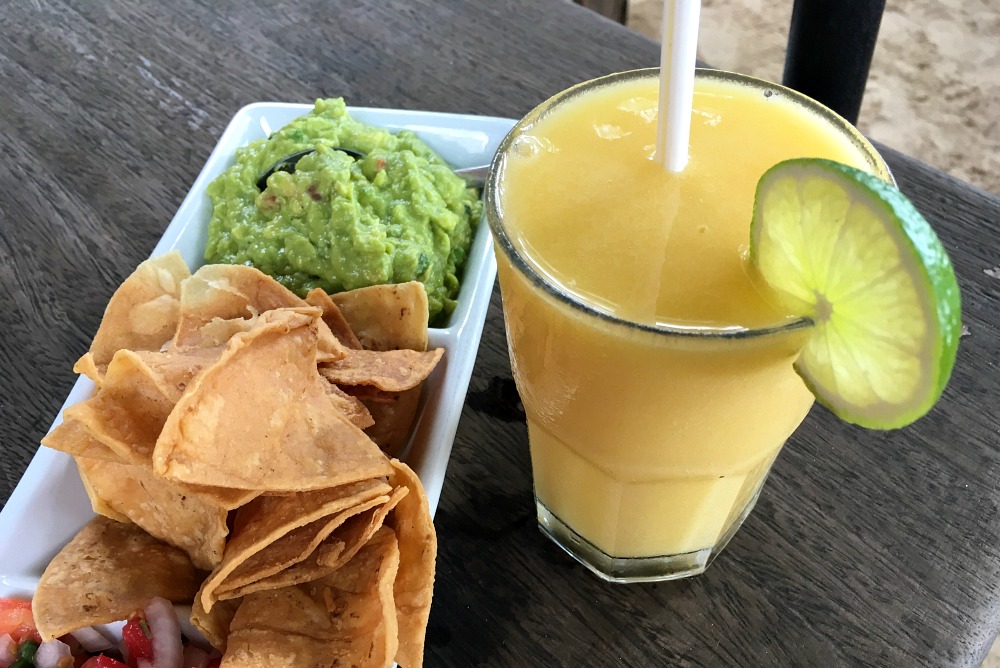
144, 597, 183, 668
33, 639, 73, 668
96, 620, 126, 638
0, 633, 17, 668
69, 626, 115, 653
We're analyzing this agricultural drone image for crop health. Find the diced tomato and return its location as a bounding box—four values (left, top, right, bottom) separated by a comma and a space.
0, 598, 40, 644
121, 617, 154, 667
80, 656, 129, 668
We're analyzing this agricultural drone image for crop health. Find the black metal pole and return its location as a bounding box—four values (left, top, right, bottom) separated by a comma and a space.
782, 0, 886, 126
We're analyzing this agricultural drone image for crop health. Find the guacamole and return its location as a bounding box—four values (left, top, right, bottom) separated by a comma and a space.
205, 98, 482, 323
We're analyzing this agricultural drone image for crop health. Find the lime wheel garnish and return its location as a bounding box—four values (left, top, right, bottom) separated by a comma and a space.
750, 158, 961, 429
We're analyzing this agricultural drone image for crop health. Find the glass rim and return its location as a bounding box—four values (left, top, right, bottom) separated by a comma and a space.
485, 67, 890, 341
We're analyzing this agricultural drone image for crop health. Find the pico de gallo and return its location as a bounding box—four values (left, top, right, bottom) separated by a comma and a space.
0, 598, 219, 668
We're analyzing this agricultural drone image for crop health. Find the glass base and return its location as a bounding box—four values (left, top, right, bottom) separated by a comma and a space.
535, 487, 765, 583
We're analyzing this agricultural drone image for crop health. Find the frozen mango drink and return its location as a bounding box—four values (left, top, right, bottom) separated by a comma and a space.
486, 69, 927, 582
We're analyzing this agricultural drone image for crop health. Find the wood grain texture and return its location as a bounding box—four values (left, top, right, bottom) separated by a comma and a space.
1, 1, 998, 666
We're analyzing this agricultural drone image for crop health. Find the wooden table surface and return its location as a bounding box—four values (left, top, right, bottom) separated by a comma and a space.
2, 1, 999, 665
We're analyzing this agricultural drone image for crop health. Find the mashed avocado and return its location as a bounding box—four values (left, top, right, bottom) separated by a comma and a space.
205, 98, 482, 323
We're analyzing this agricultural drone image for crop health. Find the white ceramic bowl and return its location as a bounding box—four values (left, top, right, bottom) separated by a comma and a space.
0, 104, 515, 597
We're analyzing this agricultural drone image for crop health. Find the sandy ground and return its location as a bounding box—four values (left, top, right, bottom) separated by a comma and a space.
624, 2, 1000, 663
628, 0, 1000, 195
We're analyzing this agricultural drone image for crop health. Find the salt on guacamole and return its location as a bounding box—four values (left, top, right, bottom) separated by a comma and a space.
205, 98, 482, 324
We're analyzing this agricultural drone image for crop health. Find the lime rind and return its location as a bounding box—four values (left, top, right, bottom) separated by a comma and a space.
750, 158, 961, 429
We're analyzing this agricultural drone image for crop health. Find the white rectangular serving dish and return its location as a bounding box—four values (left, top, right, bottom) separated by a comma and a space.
0, 104, 516, 598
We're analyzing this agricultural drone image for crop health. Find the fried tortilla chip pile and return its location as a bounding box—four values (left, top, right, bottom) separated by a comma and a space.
38, 252, 442, 668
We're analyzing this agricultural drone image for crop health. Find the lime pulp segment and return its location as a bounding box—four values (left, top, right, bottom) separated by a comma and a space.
750, 159, 961, 429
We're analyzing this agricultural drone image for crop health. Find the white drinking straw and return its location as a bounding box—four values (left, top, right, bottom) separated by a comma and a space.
656, 0, 701, 172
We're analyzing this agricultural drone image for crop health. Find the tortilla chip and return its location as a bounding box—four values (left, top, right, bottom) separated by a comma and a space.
76, 462, 130, 522
59, 351, 180, 463
305, 288, 362, 350
319, 486, 407, 570
220, 609, 331, 667
60, 403, 144, 464
173, 264, 343, 359
33, 516, 199, 642
72, 352, 103, 387
58, 346, 221, 465
191, 593, 242, 653
318, 347, 443, 392
388, 460, 436, 668
331, 282, 429, 351
325, 383, 375, 430
154, 309, 392, 491
214, 494, 388, 596
218, 486, 408, 601
221, 526, 400, 668
135, 346, 224, 394
199, 479, 392, 612
48, 249, 438, 663
195, 314, 260, 347
359, 387, 422, 456
216, 541, 345, 604
41, 417, 125, 462
89, 251, 190, 372
173, 264, 305, 346
74, 456, 254, 570
339, 384, 396, 404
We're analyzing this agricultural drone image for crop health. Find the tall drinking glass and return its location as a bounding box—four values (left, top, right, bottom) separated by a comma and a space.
485, 69, 890, 583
